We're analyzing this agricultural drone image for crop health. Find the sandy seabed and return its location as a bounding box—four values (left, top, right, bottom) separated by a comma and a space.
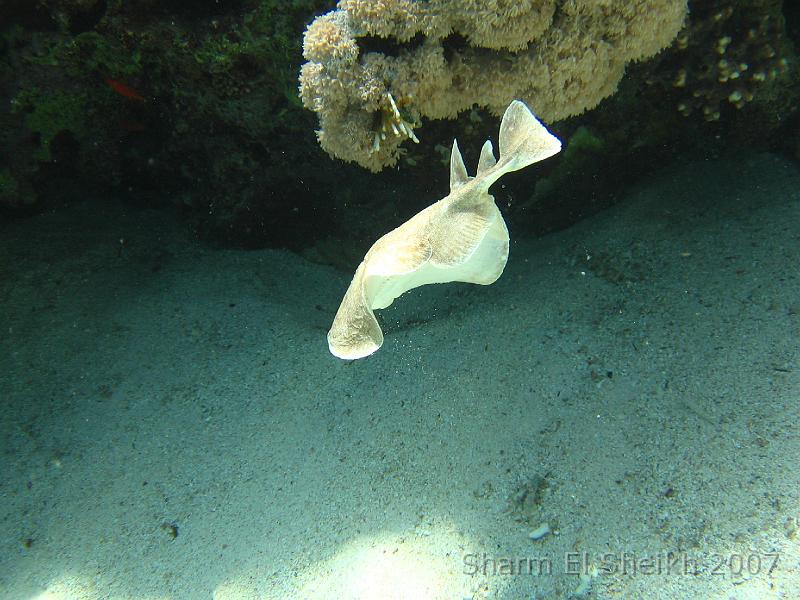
1, 152, 798, 600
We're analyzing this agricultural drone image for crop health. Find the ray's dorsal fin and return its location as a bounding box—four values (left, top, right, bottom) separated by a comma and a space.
476, 140, 496, 175
449, 139, 470, 191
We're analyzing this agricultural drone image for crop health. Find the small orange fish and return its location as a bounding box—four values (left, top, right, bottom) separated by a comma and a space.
119, 119, 146, 132
105, 78, 146, 102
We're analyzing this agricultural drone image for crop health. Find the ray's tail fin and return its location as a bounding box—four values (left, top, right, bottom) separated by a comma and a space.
497, 100, 561, 174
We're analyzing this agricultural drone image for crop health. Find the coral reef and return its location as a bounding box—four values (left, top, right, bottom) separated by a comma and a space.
0, 168, 36, 209
509, 0, 799, 239
0, 0, 340, 246
299, 0, 689, 171
1, 0, 798, 252
12, 89, 90, 162
665, 0, 794, 123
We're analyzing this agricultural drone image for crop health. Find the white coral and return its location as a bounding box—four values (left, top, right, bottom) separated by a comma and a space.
300, 0, 688, 171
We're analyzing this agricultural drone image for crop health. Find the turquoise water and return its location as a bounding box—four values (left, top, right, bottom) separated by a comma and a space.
1, 152, 798, 599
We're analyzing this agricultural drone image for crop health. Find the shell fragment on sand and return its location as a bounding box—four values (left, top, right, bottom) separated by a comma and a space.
529, 522, 552, 541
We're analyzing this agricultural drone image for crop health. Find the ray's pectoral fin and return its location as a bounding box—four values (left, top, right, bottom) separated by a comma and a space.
327, 262, 384, 360
428, 203, 509, 285
328, 234, 433, 359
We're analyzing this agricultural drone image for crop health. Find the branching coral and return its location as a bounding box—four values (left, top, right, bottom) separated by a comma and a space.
299, 0, 688, 171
